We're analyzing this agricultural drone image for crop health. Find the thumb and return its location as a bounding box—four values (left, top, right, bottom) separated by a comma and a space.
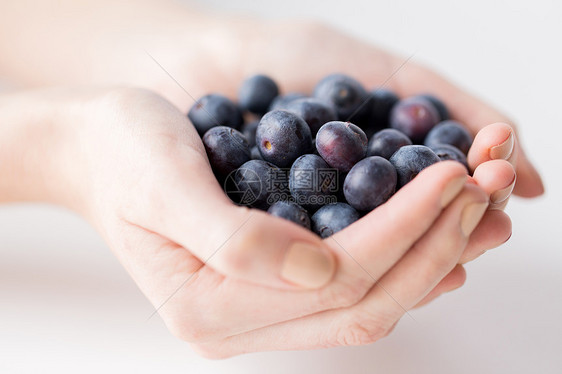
136, 146, 336, 290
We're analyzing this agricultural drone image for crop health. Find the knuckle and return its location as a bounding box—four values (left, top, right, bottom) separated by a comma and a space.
317, 276, 372, 309
97, 86, 163, 109
332, 312, 395, 347
426, 251, 457, 279
216, 209, 262, 274
166, 316, 209, 343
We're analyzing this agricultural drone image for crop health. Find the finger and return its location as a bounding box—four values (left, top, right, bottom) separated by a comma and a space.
155, 161, 468, 342
467, 122, 516, 169
388, 59, 544, 198
472, 159, 516, 210
325, 161, 468, 289
412, 264, 467, 309
163, 161, 468, 344
459, 209, 512, 264
192, 185, 488, 357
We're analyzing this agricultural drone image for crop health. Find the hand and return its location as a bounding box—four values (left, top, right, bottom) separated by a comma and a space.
0, 87, 510, 359
0, 2, 542, 358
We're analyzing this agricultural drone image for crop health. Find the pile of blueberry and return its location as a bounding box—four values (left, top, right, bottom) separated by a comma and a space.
189, 74, 473, 238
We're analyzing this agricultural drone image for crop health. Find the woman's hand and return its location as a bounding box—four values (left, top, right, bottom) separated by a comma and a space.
0, 87, 511, 358
0, 0, 541, 358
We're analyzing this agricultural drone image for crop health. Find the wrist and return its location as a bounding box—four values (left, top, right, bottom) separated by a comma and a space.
0, 89, 82, 208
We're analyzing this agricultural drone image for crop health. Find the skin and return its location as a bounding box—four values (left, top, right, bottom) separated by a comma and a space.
0, 0, 543, 358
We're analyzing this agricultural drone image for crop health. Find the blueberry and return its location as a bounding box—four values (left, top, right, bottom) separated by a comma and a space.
429, 144, 469, 170
424, 120, 473, 155
367, 128, 413, 159
238, 74, 280, 115
367, 88, 400, 130
188, 94, 244, 136
202, 126, 251, 178
232, 160, 289, 210
285, 97, 337, 136
313, 74, 369, 124
344, 156, 397, 211
311, 202, 360, 238
267, 201, 311, 229
250, 145, 263, 160
241, 120, 260, 147
389, 145, 440, 188
389, 97, 440, 143
289, 154, 339, 211
316, 121, 367, 172
418, 94, 450, 121
255, 110, 313, 168
269, 92, 307, 111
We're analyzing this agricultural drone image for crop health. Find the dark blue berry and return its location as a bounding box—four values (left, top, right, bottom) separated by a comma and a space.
267, 201, 311, 229
367, 128, 413, 159
389, 145, 440, 188
311, 203, 360, 238
269, 92, 307, 111
289, 154, 339, 211
368, 88, 400, 130
418, 94, 450, 121
256, 110, 312, 168
313, 74, 369, 124
344, 156, 397, 211
232, 160, 289, 210
424, 120, 473, 155
316, 121, 367, 172
203, 126, 251, 178
188, 94, 244, 135
285, 97, 337, 136
250, 145, 263, 160
241, 120, 259, 147
238, 74, 279, 115
390, 97, 440, 143
429, 144, 469, 170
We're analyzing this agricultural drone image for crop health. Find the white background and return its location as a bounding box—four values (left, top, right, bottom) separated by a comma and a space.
1, 0, 561, 373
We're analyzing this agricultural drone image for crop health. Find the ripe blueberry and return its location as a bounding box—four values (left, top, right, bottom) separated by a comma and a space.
233, 160, 289, 210
285, 97, 337, 136
367, 128, 413, 159
311, 203, 360, 238
239, 74, 280, 115
188, 94, 243, 135
389, 145, 440, 188
289, 154, 339, 211
344, 156, 397, 211
316, 121, 367, 172
313, 74, 369, 124
390, 97, 440, 143
256, 110, 313, 168
267, 201, 311, 229
429, 144, 469, 170
424, 120, 473, 155
418, 94, 450, 121
202, 126, 251, 178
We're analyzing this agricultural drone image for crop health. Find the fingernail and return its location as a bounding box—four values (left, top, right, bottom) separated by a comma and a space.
441, 175, 467, 207
460, 202, 488, 236
490, 175, 517, 204
281, 242, 335, 288
489, 132, 514, 160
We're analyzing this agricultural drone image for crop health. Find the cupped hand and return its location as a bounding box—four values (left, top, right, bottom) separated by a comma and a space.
3, 6, 542, 358
29, 86, 506, 358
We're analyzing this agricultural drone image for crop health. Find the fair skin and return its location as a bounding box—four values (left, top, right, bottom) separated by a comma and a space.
0, 0, 543, 358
